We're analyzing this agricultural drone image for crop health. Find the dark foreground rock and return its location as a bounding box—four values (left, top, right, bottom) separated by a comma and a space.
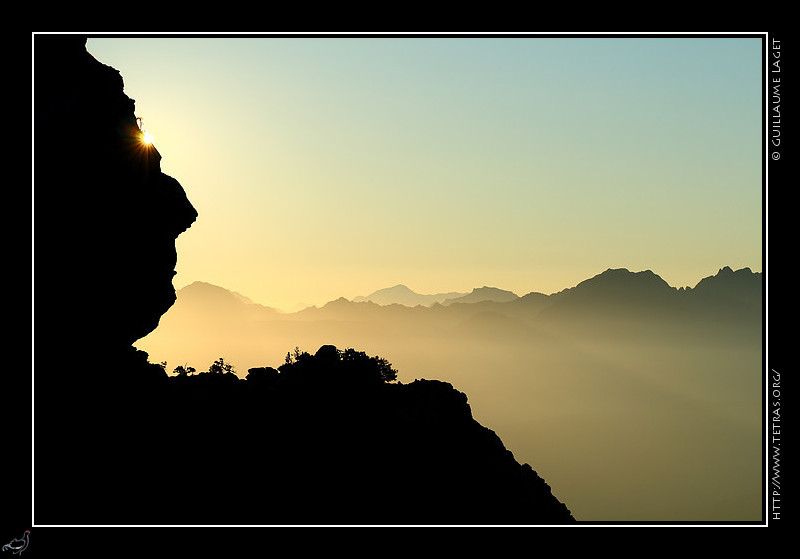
37, 345, 574, 525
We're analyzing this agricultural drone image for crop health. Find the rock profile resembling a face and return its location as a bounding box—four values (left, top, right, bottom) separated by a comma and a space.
34, 35, 197, 359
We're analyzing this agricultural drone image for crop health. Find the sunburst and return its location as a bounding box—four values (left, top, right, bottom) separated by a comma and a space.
136, 117, 155, 145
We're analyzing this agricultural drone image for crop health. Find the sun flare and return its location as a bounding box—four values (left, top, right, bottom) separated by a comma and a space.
136, 117, 154, 145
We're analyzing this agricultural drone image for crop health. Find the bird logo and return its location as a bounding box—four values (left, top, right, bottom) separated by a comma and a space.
1, 531, 29, 555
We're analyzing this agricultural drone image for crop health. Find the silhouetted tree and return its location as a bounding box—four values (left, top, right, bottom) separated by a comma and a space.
173, 365, 196, 377
372, 355, 398, 383
340, 348, 398, 383
208, 357, 235, 376
284, 346, 305, 366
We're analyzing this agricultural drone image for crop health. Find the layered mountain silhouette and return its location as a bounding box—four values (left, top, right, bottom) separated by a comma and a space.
442, 286, 520, 306
353, 284, 467, 306
33, 35, 575, 526
312, 267, 760, 316
351, 284, 522, 307
145, 265, 762, 382
530, 267, 762, 344
161, 266, 761, 340
176, 280, 282, 322
687, 266, 762, 311
138, 265, 762, 522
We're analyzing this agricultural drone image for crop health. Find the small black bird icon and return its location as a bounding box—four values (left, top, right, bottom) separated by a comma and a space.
2, 531, 29, 555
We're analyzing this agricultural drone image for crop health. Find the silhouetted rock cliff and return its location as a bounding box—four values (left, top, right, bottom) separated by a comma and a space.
34, 35, 197, 359
144, 346, 573, 525
33, 36, 574, 525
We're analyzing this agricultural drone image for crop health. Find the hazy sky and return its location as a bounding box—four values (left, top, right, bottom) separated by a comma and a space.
85, 34, 763, 311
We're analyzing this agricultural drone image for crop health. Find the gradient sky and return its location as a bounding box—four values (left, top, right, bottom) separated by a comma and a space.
85, 34, 763, 311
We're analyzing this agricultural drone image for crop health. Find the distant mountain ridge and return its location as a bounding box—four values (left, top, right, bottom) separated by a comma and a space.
140, 265, 762, 522
442, 286, 519, 306
352, 284, 520, 307
171, 266, 761, 322
535, 268, 680, 317
179, 281, 280, 314
353, 284, 468, 307
687, 266, 761, 307
344, 267, 760, 309
152, 265, 761, 375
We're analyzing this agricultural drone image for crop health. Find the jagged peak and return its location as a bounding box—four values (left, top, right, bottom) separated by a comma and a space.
717, 266, 758, 276
691, 266, 762, 293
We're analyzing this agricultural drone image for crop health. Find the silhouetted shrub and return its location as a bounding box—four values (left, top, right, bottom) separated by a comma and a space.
340, 347, 398, 384
207, 357, 236, 375
173, 364, 196, 377
272, 345, 398, 388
